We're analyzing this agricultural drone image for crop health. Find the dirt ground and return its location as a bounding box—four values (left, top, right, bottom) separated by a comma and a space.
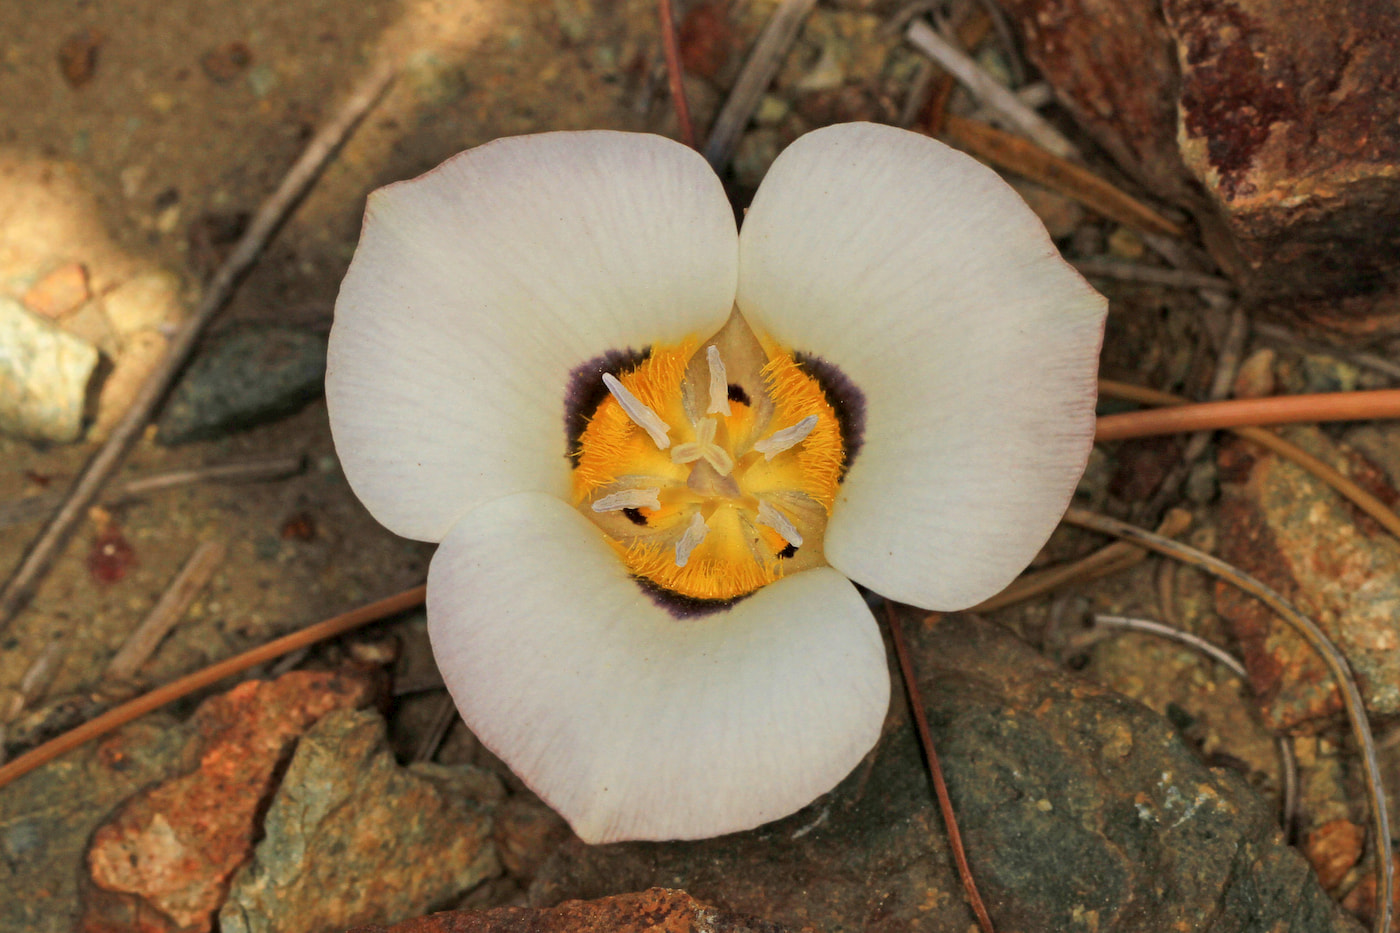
0, 0, 1392, 926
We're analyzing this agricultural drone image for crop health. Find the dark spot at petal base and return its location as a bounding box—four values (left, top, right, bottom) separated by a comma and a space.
622, 507, 647, 526
777, 542, 798, 559
727, 383, 750, 406
633, 576, 752, 620
793, 351, 866, 477
563, 347, 651, 464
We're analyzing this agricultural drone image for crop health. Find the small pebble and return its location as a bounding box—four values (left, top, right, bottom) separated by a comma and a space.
200, 41, 253, 83
22, 262, 90, 319
57, 29, 103, 88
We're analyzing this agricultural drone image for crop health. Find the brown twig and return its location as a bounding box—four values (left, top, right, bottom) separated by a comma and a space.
0, 584, 425, 791
105, 540, 227, 681
1095, 388, 1400, 442
1061, 508, 1392, 933
657, 0, 695, 149
1099, 379, 1400, 543
703, 0, 818, 169
0, 455, 304, 530
885, 604, 996, 933
937, 114, 1184, 238
0, 64, 395, 634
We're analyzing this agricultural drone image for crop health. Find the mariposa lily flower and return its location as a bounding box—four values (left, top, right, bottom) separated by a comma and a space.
326, 123, 1106, 844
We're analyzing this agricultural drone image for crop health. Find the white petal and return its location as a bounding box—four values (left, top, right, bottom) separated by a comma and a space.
737, 123, 1106, 610
327, 132, 737, 542
427, 492, 889, 843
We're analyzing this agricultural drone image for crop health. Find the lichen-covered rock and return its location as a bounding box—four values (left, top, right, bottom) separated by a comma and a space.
997, 0, 1400, 332
346, 888, 795, 933
219, 708, 503, 933
1215, 427, 1400, 729
532, 614, 1360, 932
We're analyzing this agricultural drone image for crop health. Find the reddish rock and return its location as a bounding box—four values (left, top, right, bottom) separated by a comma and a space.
81, 669, 378, 933
22, 262, 90, 319
998, 0, 1400, 331
344, 889, 796, 933
1303, 819, 1365, 890
1342, 854, 1400, 928
58, 29, 103, 88
1215, 429, 1400, 730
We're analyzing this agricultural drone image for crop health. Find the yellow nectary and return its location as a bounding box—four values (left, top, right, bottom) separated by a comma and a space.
572, 313, 844, 602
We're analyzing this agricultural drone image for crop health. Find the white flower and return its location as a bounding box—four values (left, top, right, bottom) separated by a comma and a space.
326, 123, 1106, 844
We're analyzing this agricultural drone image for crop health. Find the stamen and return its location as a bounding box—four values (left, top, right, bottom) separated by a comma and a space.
674, 511, 709, 567
670, 417, 735, 476
602, 372, 672, 450
752, 414, 818, 460
705, 345, 731, 416
591, 488, 662, 513
757, 501, 803, 547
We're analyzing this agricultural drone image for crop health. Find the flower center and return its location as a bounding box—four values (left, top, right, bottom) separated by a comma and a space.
572, 311, 845, 602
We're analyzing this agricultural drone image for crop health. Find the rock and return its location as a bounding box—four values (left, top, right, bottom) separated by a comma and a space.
218, 708, 502, 933
0, 295, 100, 443
90, 328, 169, 441
102, 271, 183, 337
493, 796, 574, 883
730, 128, 783, 191
1302, 819, 1365, 890
58, 28, 104, 88
997, 0, 1400, 332
532, 614, 1359, 932
1231, 347, 1277, 398
1215, 428, 1400, 729
346, 888, 793, 933
22, 261, 90, 318
156, 326, 327, 445
81, 669, 378, 933
0, 719, 186, 933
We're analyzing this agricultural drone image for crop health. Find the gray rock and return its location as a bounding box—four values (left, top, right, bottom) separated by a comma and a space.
219, 708, 504, 933
531, 614, 1361, 933
0, 295, 100, 443
156, 326, 326, 445
0, 718, 186, 933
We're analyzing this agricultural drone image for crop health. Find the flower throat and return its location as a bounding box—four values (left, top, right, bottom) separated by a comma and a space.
572, 310, 845, 602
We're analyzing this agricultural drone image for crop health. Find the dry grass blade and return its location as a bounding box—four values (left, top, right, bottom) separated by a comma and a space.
1099, 379, 1400, 543
703, 0, 818, 169
0, 584, 425, 791
1062, 508, 1393, 933
105, 540, 227, 681
973, 508, 1191, 612
0, 455, 304, 530
939, 114, 1184, 238
1072, 256, 1234, 293
0, 65, 395, 634
905, 20, 1075, 159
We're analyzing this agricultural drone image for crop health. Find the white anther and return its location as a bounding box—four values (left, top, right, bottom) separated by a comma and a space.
705, 345, 731, 416
753, 414, 818, 460
602, 372, 671, 450
670, 417, 735, 476
591, 488, 662, 513
674, 511, 709, 568
757, 501, 804, 548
